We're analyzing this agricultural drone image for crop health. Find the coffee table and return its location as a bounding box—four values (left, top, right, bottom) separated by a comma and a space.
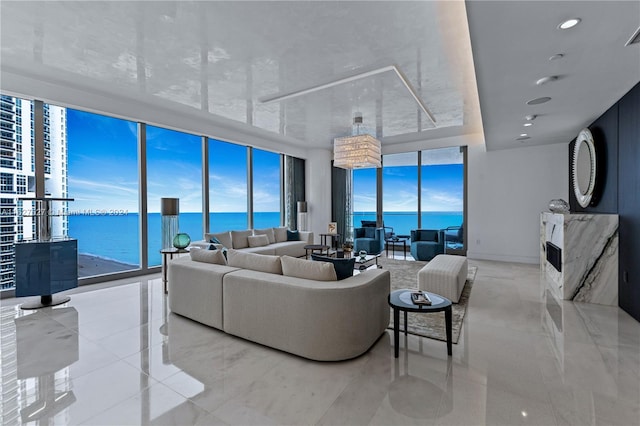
388, 289, 452, 357
304, 244, 330, 259
354, 253, 381, 270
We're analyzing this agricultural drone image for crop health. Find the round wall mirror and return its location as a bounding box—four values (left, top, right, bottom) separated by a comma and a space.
572, 128, 597, 207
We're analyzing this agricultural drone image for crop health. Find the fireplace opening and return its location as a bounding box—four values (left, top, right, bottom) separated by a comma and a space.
546, 241, 562, 272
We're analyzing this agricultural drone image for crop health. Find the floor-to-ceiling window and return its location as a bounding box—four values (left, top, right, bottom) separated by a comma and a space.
0, 93, 295, 294
421, 146, 465, 253
382, 152, 418, 236
209, 139, 248, 232
352, 168, 377, 230
349, 147, 466, 255
146, 126, 202, 267
66, 109, 140, 277
252, 148, 281, 229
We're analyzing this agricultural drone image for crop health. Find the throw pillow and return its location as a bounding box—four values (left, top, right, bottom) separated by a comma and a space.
189, 248, 227, 265
205, 232, 232, 249
227, 249, 282, 274
247, 234, 269, 248
209, 236, 222, 245
254, 228, 276, 244
273, 226, 288, 243
231, 230, 253, 249
310, 254, 355, 280
361, 220, 377, 227
286, 229, 300, 241
280, 255, 337, 281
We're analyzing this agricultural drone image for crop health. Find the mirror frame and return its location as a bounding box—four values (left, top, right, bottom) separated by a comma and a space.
572, 128, 597, 208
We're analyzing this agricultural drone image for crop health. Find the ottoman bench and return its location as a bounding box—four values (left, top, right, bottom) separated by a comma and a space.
417, 254, 468, 303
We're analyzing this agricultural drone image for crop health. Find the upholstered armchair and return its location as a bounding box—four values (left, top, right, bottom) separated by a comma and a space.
410, 229, 445, 261
353, 226, 385, 255
444, 224, 464, 251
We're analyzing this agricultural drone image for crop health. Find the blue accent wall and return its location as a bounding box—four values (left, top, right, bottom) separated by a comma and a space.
569, 82, 640, 322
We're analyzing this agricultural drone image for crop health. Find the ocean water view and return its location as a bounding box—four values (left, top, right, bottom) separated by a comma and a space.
69, 211, 462, 271
69, 212, 281, 267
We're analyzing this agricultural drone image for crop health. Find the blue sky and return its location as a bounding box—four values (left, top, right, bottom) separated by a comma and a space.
67, 109, 280, 213
354, 164, 463, 212
68, 108, 460, 214
67, 109, 139, 212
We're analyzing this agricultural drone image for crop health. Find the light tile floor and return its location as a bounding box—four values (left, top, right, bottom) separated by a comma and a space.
1, 259, 639, 425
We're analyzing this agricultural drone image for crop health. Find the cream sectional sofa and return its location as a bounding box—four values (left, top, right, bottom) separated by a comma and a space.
168, 251, 390, 361
190, 226, 313, 258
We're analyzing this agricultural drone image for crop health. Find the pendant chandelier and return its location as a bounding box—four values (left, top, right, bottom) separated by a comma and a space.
333, 113, 381, 169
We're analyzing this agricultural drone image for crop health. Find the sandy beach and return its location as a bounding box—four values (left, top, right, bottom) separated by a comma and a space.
78, 254, 139, 277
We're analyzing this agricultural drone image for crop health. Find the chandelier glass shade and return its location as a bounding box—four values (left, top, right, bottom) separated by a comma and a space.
333, 134, 382, 169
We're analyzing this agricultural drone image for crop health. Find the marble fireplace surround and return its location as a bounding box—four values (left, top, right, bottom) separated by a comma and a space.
540, 212, 618, 306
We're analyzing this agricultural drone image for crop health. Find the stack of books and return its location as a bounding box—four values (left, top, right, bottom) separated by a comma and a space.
410, 291, 432, 305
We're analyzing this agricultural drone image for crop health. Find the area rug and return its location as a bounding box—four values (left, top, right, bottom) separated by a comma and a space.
377, 257, 477, 344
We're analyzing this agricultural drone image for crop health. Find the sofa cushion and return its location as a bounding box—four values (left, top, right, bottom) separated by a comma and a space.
311, 254, 355, 280
227, 249, 282, 274
269, 241, 307, 257
364, 227, 376, 239
205, 232, 232, 249
247, 234, 269, 248
240, 246, 276, 255
231, 230, 253, 249
190, 248, 227, 265
281, 255, 337, 281
273, 226, 288, 243
287, 230, 300, 241
254, 228, 276, 244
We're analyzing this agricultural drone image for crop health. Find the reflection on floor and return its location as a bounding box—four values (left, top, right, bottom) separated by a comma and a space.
1, 259, 639, 425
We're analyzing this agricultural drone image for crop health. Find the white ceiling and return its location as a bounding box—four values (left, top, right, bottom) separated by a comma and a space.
1, 1, 638, 154
466, 0, 640, 150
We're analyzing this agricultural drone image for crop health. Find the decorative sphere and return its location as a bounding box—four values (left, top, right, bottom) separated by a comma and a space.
548, 199, 570, 213
359, 250, 367, 260
173, 233, 191, 249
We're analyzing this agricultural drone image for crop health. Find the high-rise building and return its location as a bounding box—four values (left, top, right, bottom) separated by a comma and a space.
0, 95, 67, 289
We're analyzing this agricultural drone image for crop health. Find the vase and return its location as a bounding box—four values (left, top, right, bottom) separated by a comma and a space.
359, 250, 367, 261
548, 199, 570, 213
173, 233, 191, 249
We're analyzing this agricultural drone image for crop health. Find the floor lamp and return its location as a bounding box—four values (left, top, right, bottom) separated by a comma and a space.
297, 201, 308, 232
161, 198, 179, 249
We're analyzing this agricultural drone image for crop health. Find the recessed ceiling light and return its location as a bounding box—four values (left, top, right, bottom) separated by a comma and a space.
549, 53, 564, 61
524, 123, 533, 127
558, 18, 581, 30
536, 76, 559, 86
527, 97, 551, 105
525, 114, 537, 121
520, 133, 528, 137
